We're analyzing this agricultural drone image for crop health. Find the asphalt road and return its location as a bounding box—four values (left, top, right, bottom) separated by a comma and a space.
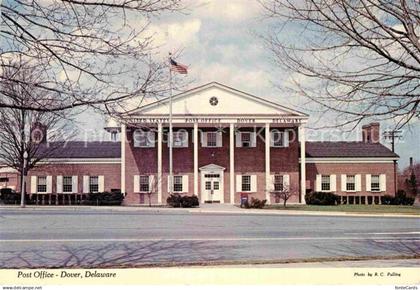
0, 208, 419, 268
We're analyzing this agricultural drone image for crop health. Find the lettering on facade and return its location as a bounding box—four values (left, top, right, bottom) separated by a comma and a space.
272, 118, 300, 123
185, 118, 221, 123
237, 118, 255, 123
131, 118, 169, 124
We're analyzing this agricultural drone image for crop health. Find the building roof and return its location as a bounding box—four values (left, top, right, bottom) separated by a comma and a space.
34, 141, 398, 160
305, 142, 399, 158
36, 141, 121, 159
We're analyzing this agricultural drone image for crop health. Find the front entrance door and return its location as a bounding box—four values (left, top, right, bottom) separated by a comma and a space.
204, 174, 222, 203
199, 164, 225, 203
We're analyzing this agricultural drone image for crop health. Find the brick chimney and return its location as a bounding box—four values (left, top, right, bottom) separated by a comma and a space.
362, 122, 380, 143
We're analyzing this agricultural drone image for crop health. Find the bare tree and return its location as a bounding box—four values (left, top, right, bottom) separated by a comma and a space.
270, 183, 297, 207
0, 0, 184, 113
0, 58, 72, 199
261, 0, 420, 129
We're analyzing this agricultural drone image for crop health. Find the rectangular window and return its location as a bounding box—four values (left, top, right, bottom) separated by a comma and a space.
173, 176, 183, 192
321, 175, 330, 191
37, 176, 47, 193
0, 177, 9, 183
89, 176, 99, 193
371, 175, 380, 192
205, 181, 211, 190
272, 131, 284, 147
242, 175, 251, 192
140, 175, 150, 192
134, 131, 154, 148
346, 175, 355, 191
63, 176, 73, 193
274, 175, 284, 191
173, 131, 188, 148
241, 132, 251, 147
206, 132, 217, 147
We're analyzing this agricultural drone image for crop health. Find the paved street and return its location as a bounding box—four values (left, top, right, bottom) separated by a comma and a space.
0, 207, 419, 268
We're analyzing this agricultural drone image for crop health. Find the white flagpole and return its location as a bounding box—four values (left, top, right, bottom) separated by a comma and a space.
168, 53, 173, 196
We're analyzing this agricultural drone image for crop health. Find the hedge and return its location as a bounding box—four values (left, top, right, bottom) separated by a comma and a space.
305, 191, 340, 205
82, 191, 125, 206
167, 193, 199, 208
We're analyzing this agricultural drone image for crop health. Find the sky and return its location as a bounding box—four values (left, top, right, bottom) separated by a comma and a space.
76, 0, 419, 169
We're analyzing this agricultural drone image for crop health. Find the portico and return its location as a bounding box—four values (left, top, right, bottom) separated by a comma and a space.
120, 82, 308, 205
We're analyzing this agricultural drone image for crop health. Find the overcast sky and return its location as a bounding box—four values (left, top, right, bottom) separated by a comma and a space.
77, 0, 419, 169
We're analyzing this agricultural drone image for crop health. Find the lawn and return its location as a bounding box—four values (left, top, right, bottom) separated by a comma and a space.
264, 204, 420, 215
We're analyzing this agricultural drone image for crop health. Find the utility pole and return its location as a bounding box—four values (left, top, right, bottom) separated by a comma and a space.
383, 130, 402, 195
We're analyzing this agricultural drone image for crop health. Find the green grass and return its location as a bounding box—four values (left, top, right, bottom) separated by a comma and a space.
264, 204, 420, 215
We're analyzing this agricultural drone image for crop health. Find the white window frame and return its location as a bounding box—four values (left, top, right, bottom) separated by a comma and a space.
89, 176, 99, 193
271, 130, 284, 147
37, 176, 47, 193
133, 130, 155, 148
321, 175, 330, 191
139, 175, 150, 192
62, 176, 73, 193
173, 175, 183, 192
274, 175, 284, 191
172, 131, 188, 148
346, 175, 356, 192
206, 132, 217, 147
371, 175, 380, 192
242, 175, 251, 192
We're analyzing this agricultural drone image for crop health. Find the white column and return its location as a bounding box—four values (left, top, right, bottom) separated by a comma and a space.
121, 124, 126, 194
157, 123, 163, 203
229, 123, 235, 204
265, 123, 271, 204
299, 125, 306, 204
194, 122, 199, 197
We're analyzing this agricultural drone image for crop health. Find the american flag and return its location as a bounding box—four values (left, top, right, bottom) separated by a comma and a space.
170, 58, 188, 74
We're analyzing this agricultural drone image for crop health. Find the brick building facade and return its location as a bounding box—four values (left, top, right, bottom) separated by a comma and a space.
0, 82, 399, 205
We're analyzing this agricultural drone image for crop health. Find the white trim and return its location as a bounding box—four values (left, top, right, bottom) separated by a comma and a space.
157, 123, 162, 203
98, 175, 105, 192
46, 176, 52, 194
83, 176, 89, 194
265, 123, 271, 204
302, 157, 397, 163
128, 82, 308, 117
30, 176, 37, 194
299, 126, 306, 203
121, 124, 126, 194
38, 158, 121, 164
230, 123, 235, 204
194, 123, 199, 196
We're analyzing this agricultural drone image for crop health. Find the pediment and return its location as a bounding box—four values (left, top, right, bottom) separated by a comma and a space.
199, 163, 226, 172
128, 82, 307, 117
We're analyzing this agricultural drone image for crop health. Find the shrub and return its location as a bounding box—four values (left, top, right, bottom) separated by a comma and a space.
181, 195, 199, 208
305, 191, 340, 205
381, 195, 394, 205
1, 188, 20, 204
167, 194, 199, 208
82, 191, 125, 206
381, 190, 414, 206
246, 197, 267, 209
167, 193, 182, 207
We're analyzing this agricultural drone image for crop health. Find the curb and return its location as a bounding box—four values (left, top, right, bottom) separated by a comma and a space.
1, 205, 419, 218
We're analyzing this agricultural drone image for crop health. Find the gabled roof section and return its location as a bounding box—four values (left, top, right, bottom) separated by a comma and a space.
305, 142, 399, 158
35, 141, 121, 159
126, 82, 308, 117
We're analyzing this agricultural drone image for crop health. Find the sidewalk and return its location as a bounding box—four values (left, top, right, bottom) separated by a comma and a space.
1, 204, 419, 218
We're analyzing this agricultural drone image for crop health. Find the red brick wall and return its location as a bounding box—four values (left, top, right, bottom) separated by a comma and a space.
306, 162, 395, 196
124, 126, 301, 204
0, 172, 19, 191
27, 163, 121, 193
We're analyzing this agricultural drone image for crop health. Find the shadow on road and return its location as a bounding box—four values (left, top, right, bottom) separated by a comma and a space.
0, 240, 233, 268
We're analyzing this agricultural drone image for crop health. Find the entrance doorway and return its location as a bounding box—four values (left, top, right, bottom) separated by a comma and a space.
200, 164, 225, 203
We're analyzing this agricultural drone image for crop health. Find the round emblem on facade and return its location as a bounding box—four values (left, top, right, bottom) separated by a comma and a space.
209, 96, 218, 106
